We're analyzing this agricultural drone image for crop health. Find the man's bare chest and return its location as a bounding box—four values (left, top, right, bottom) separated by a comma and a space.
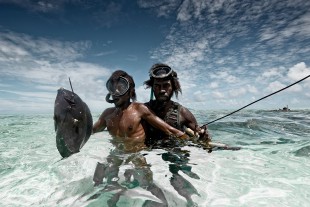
106, 110, 141, 134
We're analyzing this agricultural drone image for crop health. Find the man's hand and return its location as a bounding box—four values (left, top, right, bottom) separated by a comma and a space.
198, 125, 211, 143
178, 132, 190, 140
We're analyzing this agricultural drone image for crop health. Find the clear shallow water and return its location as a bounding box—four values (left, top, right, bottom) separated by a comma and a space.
0, 110, 310, 207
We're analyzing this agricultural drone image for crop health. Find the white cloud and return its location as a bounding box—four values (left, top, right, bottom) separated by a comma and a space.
94, 50, 117, 57
0, 89, 55, 99
262, 68, 282, 78
137, 0, 181, 18
0, 39, 29, 59
212, 91, 225, 99
125, 55, 138, 62
1, 0, 310, 111
247, 85, 258, 94
291, 98, 300, 104
135, 85, 151, 103
193, 90, 205, 102
279, 12, 310, 41
145, 0, 310, 110
209, 82, 218, 89
210, 71, 238, 84
228, 87, 247, 97
0, 31, 90, 65
0, 31, 114, 113
266, 81, 286, 92
287, 84, 302, 92
0, 88, 56, 114
287, 62, 310, 81
0, 0, 67, 12
153, 35, 209, 71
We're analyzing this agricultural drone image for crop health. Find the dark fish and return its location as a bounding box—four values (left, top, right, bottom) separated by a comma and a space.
54, 87, 93, 158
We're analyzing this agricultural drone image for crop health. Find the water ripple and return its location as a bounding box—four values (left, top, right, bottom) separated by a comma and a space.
1, 111, 310, 206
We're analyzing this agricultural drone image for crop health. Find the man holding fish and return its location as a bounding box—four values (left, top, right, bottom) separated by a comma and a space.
91, 70, 190, 206
92, 69, 189, 152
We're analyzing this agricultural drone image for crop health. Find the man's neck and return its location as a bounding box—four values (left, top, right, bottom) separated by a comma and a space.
153, 99, 173, 109
115, 101, 131, 111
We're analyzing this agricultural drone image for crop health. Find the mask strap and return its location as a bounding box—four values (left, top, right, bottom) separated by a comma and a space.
105, 93, 115, 103
150, 88, 154, 101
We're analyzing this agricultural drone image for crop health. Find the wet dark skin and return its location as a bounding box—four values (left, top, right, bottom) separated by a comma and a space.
153, 79, 210, 140
92, 89, 187, 153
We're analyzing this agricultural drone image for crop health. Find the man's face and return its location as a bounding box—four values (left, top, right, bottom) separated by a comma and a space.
106, 76, 131, 107
112, 90, 130, 107
153, 79, 173, 102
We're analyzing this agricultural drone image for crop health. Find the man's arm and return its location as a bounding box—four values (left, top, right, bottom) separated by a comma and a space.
139, 104, 187, 139
92, 108, 111, 134
180, 106, 198, 130
180, 106, 211, 141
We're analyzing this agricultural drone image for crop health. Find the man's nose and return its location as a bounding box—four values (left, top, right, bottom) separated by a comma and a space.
160, 88, 166, 93
160, 89, 166, 93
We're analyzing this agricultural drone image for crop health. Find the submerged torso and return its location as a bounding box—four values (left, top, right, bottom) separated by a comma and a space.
105, 103, 147, 153
144, 100, 183, 147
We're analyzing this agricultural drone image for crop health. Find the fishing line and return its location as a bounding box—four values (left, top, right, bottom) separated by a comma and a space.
203, 74, 310, 126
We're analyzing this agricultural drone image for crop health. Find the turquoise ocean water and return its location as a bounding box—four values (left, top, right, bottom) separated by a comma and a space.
1, 110, 310, 207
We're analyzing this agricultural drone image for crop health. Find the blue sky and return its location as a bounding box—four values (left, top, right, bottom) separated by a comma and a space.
0, 0, 310, 114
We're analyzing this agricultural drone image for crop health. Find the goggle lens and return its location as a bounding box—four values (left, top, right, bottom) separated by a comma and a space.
150, 66, 173, 78
106, 76, 129, 96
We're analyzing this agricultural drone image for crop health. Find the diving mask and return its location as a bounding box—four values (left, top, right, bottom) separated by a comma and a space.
106, 76, 130, 97
150, 66, 173, 78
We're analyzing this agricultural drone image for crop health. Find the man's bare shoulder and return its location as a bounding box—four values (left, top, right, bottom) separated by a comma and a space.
131, 102, 147, 107
179, 105, 193, 115
179, 105, 198, 123
100, 107, 116, 117
131, 102, 151, 113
